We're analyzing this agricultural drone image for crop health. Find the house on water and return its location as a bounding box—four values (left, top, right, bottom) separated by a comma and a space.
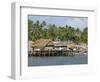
53, 41, 67, 50
32, 39, 54, 51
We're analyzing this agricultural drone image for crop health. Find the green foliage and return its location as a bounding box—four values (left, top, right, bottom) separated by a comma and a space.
28, 19, 88, 44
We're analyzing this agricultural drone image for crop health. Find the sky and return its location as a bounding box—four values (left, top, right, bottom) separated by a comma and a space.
28, 15, 88, 30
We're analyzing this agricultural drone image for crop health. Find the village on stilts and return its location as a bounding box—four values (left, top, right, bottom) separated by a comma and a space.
28, 39, 87, 57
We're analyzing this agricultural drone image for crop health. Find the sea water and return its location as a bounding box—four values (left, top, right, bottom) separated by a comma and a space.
28, 55, 87, 66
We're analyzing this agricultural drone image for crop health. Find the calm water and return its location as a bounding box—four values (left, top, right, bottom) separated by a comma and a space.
28, 55, 88, 66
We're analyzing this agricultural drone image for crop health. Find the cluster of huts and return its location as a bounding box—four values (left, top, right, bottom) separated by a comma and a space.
28, 39, 87, 56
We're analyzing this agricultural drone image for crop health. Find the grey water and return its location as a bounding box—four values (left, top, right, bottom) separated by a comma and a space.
28, 55, 88, 66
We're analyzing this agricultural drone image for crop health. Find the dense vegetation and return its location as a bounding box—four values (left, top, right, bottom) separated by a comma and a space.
28, 19, 88, 44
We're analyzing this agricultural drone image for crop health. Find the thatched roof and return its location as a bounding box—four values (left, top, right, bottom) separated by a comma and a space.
53, 41, 67, 47
32, 39, 53, 48
67, 43, 76, 49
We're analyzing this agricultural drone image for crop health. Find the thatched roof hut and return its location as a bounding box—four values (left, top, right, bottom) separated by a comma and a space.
67, 43, 76, 49
53, 41, 67, 47
32, 39, 53, 49
52, 41, 67, 50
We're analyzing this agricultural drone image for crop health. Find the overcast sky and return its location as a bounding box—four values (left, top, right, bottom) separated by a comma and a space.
28, 15, 88, 30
